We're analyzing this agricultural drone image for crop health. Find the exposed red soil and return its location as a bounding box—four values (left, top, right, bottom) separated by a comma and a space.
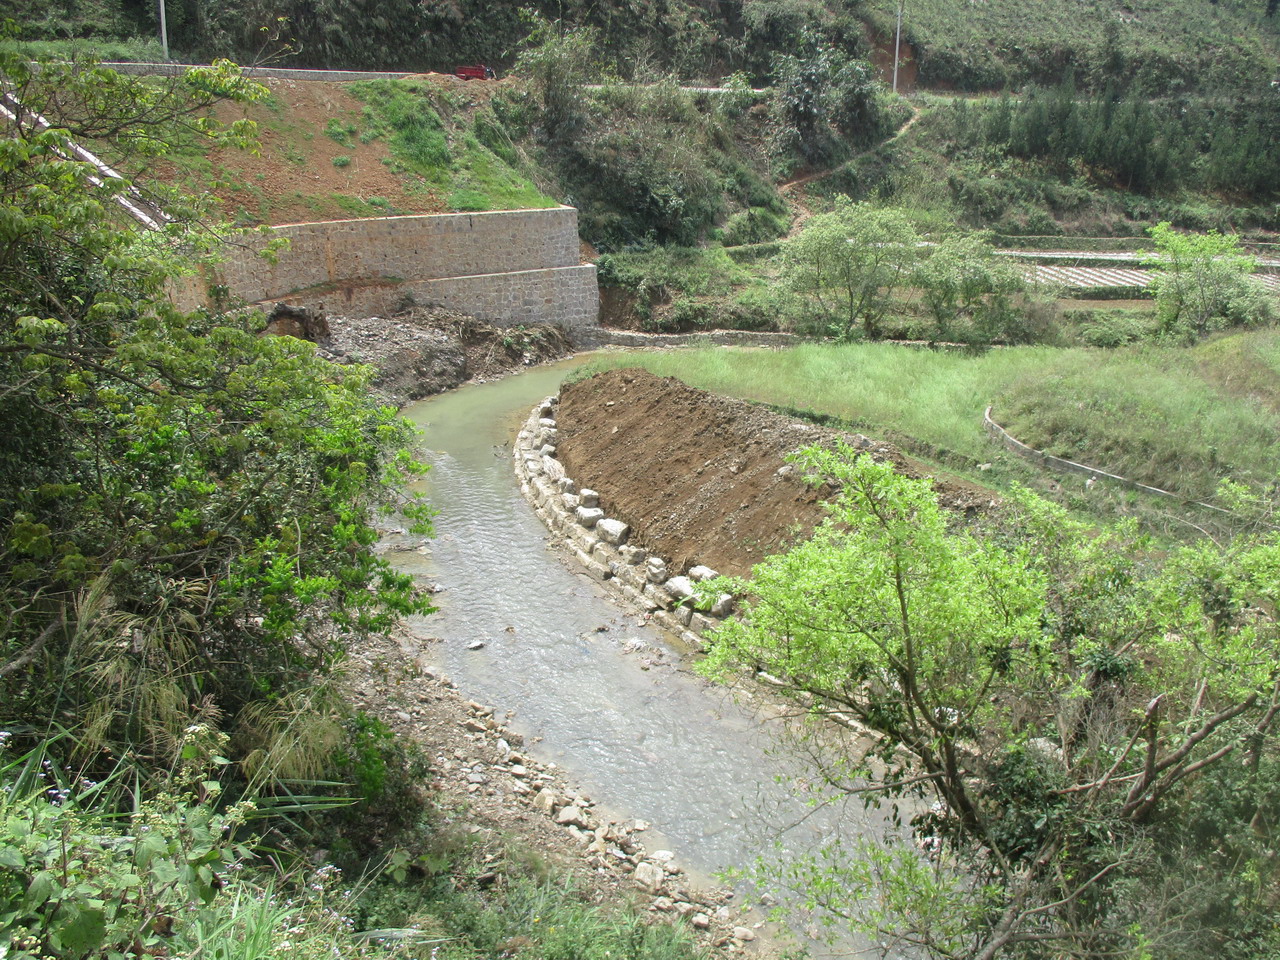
156, 75, 520, 225
139, 79, 431, 225
553, 368, 995, 578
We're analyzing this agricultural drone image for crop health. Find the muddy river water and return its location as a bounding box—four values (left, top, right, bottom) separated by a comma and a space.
395, 359, 890, 958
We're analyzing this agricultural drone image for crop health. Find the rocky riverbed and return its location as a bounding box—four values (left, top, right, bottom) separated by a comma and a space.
275, 304, 575, 405
343, 627, 770, 953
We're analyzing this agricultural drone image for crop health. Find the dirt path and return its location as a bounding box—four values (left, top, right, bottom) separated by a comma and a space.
778, 102, 922, 238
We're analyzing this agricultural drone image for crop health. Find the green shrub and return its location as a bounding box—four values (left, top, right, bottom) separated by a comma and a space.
719, 207, 790, 246
0, 728, 407, 959
1079, 311, 1152, 348
324, 118, 357, 147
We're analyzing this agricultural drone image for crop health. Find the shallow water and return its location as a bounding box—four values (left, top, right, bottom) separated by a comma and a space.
396, 359, 889, 957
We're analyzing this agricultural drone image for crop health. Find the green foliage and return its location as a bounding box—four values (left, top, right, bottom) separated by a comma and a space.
1077, 309, 1154, 348
864, 0, 1280, 94
943, 86, 1280, 203
913, 234, 1032, 343
770, 36, 893, 166
325, 118, 358, 147
516, 67, 781, 248
782, 198, 920, 339
1142, 221, 1276, 342
698, 450, 1280, 958
0, 728, 417, 959
0, 54, 433, 767
717, 207, 790, 247
350, 79, 451, 174
513, 17, 602, 145
344, 78, 554, 213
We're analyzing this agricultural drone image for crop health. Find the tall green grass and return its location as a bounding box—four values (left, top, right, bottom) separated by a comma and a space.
582, 331, 1280, 499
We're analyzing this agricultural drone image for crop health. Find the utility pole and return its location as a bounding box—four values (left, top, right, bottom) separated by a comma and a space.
159, 0, 169, 60
892, 0, 903, 93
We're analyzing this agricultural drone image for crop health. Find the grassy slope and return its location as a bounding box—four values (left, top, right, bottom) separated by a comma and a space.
577, 330, 1280, 502
154, 75, 554, 226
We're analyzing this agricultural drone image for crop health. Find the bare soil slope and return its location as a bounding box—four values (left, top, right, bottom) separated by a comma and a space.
554, 369, 993, 578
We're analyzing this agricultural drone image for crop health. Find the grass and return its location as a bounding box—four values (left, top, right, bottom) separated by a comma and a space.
349, 78, 555, 212
577, 330, 1280, 501
2, 36, 167, 62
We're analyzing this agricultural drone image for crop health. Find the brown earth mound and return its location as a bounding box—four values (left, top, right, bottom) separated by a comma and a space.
554, 368, 994, 578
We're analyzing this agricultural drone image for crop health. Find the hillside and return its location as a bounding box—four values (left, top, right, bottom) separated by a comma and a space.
11, 0, 1280, 92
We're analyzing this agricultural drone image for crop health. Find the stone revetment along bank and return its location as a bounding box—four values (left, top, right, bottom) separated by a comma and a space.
514, 396, 738, 648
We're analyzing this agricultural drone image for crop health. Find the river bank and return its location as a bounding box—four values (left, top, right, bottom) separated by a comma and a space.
342, 354, 789, 956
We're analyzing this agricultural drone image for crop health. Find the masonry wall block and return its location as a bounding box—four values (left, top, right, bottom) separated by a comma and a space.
169, 207, 600, 342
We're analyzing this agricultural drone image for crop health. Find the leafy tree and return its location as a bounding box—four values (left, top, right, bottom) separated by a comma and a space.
914, 234, 1027, 343
699, 447, 1280, 960
771, 36, 889, 164
1141, 221, 1275, 342
782, 199, 919, 340
0, 52, 432, 767
513, 15, 602, 145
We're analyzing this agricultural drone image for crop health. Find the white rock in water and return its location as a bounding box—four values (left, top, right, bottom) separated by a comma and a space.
664, 576, 695, 601
575, 506, 604, 527
596, 518, 630, 545
633, 861, 666, 893
688, 565, 719, 582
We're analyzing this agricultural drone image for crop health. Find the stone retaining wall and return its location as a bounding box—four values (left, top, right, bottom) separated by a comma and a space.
514, 398, 736, 649
170, 208, 601, 343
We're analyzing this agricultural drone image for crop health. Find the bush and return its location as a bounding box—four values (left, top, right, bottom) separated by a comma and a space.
1079, 310, 1152, 348
719, 207, 790, 246
0, 728, 404, 959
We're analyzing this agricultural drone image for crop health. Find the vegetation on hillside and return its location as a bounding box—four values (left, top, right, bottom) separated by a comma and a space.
5, 3, 1280, 956
12, 0, 1280, 94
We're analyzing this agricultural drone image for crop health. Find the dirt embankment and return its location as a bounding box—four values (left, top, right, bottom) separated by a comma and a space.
554, 368, 994, 577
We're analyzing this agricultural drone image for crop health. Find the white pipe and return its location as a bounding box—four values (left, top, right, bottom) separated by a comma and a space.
0, 90, 169, 230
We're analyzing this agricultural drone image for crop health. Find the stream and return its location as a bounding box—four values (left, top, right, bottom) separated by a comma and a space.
395, 358, 890, 958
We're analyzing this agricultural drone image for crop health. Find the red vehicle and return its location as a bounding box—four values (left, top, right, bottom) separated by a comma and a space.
456, 64, 495, 80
